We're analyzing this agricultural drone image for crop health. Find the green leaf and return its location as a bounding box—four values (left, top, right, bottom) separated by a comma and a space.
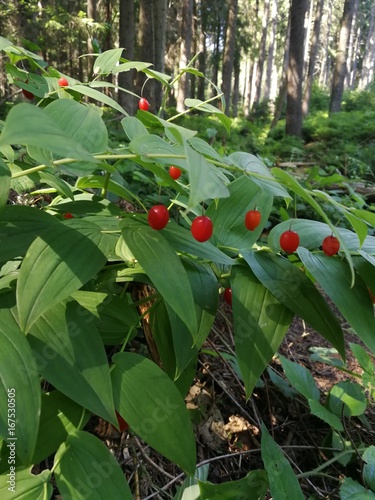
0, 310, 41, 465
28, 300, 116, 425
349, 343, 374, 375
363, 446, 375, 491
0, 37, 12, 51
328, 381, 367, 417
183, 141, 230, 207
230, 153, 291, 198
112, 60, 153, 74
174, 465, 209, 500
232, 264, 294, 399
54, 430, 132, 499
17, 219, 108, 331
121, 116, 149, 141
261, 424, 304, 500
0, 103, 94, 162
198, 470, 268, 499
70, 84, 128, 115
32, 391, 89, 466
206, 175, 273, 250
163, 221, 235, 265
340, 477, 375, 499
298, 248, 375, 355
39, 171, 74, 200
71, 290, 139, 345
120, 219, 197, 335
111, 352, 196, 474
308, 399, 344, 432
93, 48, 123, 75
244, 251, 346, 358
76, 175, 142, 206
0, 160, 10, 214
279, 355, 320, 401
184, 98, 232, 133
0, 468, 52, 500
0, 206, 61, 263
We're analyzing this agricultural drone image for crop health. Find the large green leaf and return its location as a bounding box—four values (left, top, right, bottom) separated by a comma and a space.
27, 300, 116, 425
54, 430, 132, 499
120, 219, 197, 335
0, 103, 94, 161
32, 391, 89, 466
206, 175, 273, 250
363, 446, 375, 491
261, 424, 304, 500
0, 468, 52, 500
279, 355, 320, 401
17, 219, 108, 331
198, 470, 268, 499
0, 310, 41, 464
231, 264, 294, 399
298, 248, 375, 355
340, 477, 375, 499
70, 84, 128, 115
244, 251, 346, 359
71, 290, 139, 345
0, 206, 60, 263
111, 352, 196, 475
163, 221, 235, 265
93, 48, 123, 75
229, 152, 291, 198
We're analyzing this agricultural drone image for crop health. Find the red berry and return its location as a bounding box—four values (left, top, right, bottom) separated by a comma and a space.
279, 230, 300, 254
369, 288, 375, 304
322, 235, 340, 256
224, 288, 232, 306
58, 77, 69, 87
245, 209, 261, 231
191, 216, 213, 242
115, 410, 129, 433
63, 213, 74, 219
139, 97, 150, 111
148, 205, 169, 230
22, 84, 34, 100
169, 166, 182, 180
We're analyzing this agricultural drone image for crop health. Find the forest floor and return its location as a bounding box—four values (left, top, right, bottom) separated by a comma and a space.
84, 296, 375, 500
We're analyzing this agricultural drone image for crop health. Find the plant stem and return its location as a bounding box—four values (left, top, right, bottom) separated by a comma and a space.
101, 171, 111, 198
297, 448, 366, 479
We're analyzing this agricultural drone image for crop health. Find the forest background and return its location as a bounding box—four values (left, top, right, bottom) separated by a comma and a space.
1, 0, 375, 133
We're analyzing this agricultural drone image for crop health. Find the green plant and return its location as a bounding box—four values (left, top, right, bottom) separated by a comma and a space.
0, 37, 375, 499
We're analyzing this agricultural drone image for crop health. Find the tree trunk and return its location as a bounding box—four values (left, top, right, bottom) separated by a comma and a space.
153, 0, 168, 112
303, 0, 325, 117
358, 1, 375, 90
118, 0, 135, 114
197, 1, 207, 102
264, 0, 278, 103
87, 0, 97, 77
221, 0, 238, 116
319, 1, 332, 87
254, 0, 270, 105
137, 0, 155, 106
285, 0, 309, 137
176, 0, 194, 112
329, 0, 356, 114
346, 0, 359, 89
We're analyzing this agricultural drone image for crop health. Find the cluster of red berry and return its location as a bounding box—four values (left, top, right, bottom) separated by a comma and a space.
279, 229, 340, 256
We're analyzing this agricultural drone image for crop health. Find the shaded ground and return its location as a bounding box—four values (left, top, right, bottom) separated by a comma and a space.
85, 296, 375, 500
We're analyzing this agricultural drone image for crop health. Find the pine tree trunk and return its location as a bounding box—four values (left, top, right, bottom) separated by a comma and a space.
176, 0, 194, 112
329, 0, 356, 114
285, 0, 308, 137
221, 0, 238, 116
153, 0, 168, 112
303, 0, 325, 117
264, 0, 278, 103
118, 0, 135, 114
254, 0, 270, 105
358, 1, 375, 90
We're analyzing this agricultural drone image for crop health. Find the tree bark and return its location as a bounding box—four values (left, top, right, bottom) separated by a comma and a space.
197, 1, 207, 102
153, 0, 168, 111
303, 0, 325, 117
329, 0, 356, 114
176, 0, 194, 112
254, 0, 270, 105
118, 0, 135, 114
137, 0, 155, 106
285, 0, 309, 137
221, 0, 238, 116
358, 1, 375, 90
264, 0, 278, 103
87, 0, 97, 77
